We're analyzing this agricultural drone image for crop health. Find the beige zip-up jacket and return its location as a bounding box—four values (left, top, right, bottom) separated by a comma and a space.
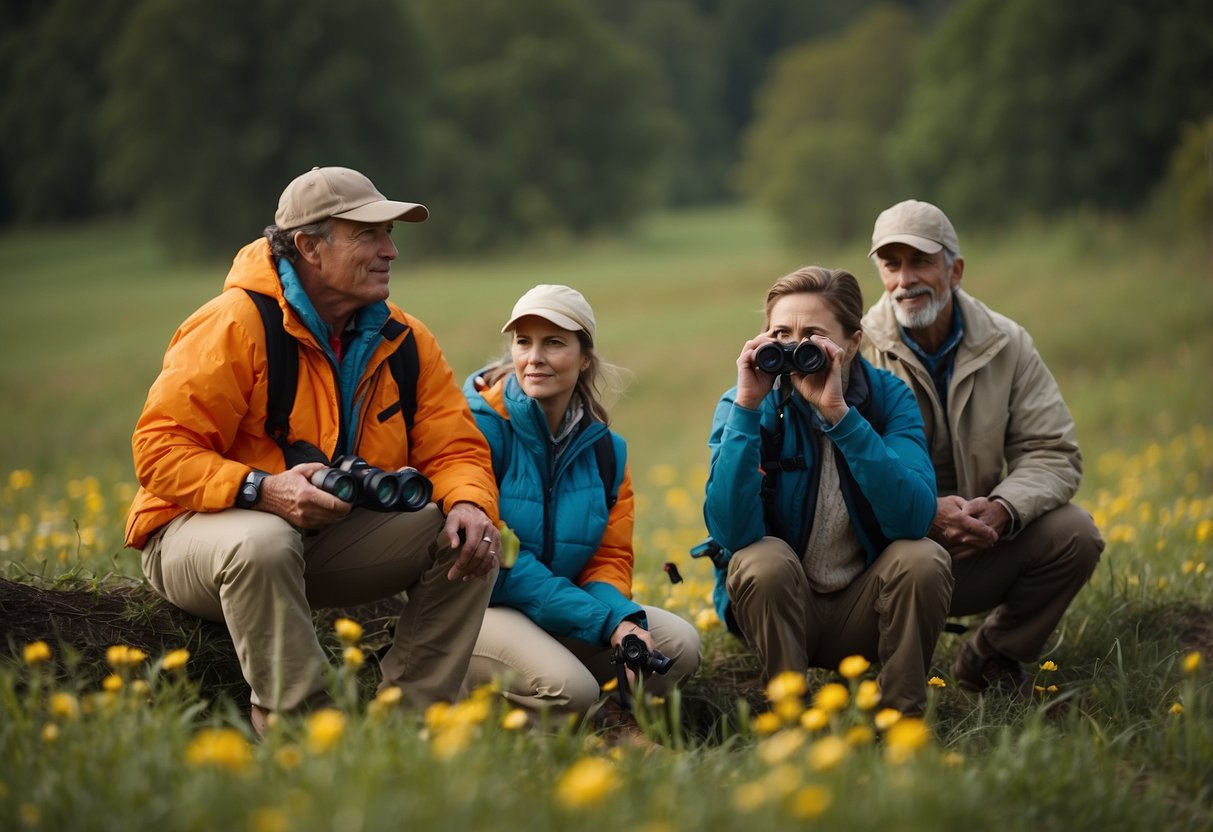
861, 289, 1082, 537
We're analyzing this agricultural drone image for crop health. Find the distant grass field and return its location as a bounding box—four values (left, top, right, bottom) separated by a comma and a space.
2, 207, 1212, 830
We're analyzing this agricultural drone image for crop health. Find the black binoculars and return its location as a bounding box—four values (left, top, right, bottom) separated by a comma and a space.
611, 633, 674, 676
310, 455, 432, 512
754, 339, 827, 375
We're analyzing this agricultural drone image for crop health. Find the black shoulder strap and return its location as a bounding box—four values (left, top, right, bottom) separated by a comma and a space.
381, 318, 419, 432
244, 289, 327, 467
245, 289, 298, 444
594, 432, 618, 509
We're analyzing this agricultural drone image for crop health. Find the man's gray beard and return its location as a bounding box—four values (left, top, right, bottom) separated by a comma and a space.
893, 287, 950, 330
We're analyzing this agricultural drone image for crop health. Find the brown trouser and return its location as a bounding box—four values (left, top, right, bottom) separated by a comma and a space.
466, 605, 702, 717
950, 502, 1104, 662
726, 537, 952, 715
141, 503, 495, 712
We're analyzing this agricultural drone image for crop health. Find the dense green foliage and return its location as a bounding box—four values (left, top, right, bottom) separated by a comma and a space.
736, 5, 919, 244
888, 0, 1213, 225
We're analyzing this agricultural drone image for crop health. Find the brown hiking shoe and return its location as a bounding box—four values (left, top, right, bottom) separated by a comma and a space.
952, 638, 1033, 697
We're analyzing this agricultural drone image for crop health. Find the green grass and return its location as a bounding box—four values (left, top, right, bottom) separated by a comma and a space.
2, 206, 1212, 830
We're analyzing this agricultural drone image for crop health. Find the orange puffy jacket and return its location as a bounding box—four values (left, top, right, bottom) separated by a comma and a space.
125, 239, 498, 549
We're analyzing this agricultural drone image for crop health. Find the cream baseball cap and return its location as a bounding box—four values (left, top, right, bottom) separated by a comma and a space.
501, 284, 596, 338
869, 199, 959, 257
275, 166, 428, 228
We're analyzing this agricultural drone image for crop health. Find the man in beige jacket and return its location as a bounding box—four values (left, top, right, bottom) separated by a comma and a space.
861, 199, 1104, 694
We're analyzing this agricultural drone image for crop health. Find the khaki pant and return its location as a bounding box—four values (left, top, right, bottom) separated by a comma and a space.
465, 605, 702, 717
950, 502, 1104, 662
141, 504, 495, 712
726, 537, 952, 715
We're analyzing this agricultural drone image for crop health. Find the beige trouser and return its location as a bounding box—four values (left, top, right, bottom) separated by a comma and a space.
726, 537, 952, 715
141, 504, 495, 712
465, 605, 702, 717
950, 502, 1104, 662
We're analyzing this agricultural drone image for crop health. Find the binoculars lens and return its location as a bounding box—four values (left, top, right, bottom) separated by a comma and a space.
310, 456, 433, 513
394, 468, 433, 512
754, 339, 827, 375
311, 469, 358, 503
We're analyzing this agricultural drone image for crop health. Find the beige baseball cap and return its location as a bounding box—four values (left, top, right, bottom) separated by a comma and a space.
869, 199, 959, 257
275, 166, 428, 228
501, 284, 596, 338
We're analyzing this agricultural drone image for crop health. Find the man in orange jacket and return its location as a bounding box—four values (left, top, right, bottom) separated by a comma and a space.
126, 166, 500, 733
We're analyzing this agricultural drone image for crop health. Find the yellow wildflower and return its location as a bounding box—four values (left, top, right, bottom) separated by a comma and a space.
431, 722, 475, 760
1046, 685, 1059, 693
884, 717, 930, 764
1182, 651, 1202, 674
790, 785, 832, 819
943, 751, 966, 767
773, 696, 804, 724
20, 804, 39, 827
766, 764, 801, 798
855, 679, 881, 710
1169, 702, 1184, 715
812, 682, 849, 713
601, 677, 619, 692
752, 711, 782, 736
106, 645, 148, 669
928, 676, 947, 688
695, 608, 722, 631
838, 655, 870, 679
185, 728, 252, 773
250, 807, 289, 832
130, 679, 151, 699
49, 692, 80, 721
306, 709, 346, 753
1039, 660, 1058, 672
343, 646, 364, 669
333, 618, 363, 645
758, 729, 807, 766
556, 757, 619, 808
874, 708, 903, 730
1196, 519, 1212, 544
845, 725, 875, 746
42, 723, 60, 743
102, 674, 123, 692
799, 707, 829, 732
807, 736, 848, 772
8, 469, 33, 490
766, 670, 808, 702
424, 701, 452, 732
502, 709, 529, 731
275, 744, 304, 769
23, 641, 52, 665
162, 649, 190, 672
376, 685, 404, 706
732, 781, 768, 813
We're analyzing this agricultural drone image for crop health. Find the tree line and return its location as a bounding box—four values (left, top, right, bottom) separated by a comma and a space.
1, 0, 1209, 256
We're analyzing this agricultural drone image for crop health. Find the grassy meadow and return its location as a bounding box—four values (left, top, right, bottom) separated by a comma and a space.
2, 206, 1212, 830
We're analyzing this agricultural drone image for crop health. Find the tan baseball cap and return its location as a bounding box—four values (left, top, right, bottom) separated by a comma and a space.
501, 284, 596, 338
274, 166, 428, 228
869, 199, 959, 257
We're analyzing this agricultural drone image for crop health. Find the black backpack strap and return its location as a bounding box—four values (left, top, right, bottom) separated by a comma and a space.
244, 289, 298, 445
594, 432, 620, 510
378, 318, 420, 432
244, 289, 327, 468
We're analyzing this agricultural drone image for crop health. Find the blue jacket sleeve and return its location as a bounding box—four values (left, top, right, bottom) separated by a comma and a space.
823, 380, 936, 539
581, 581, 646, 634
492, 553, 625, 645
703, 388, 768, 555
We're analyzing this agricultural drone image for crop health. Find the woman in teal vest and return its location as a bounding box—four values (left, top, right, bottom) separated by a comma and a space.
463, 284, 700, 732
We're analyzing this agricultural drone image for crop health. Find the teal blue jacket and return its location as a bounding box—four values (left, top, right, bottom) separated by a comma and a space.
702, 358, 937, 632
464, 372, 641, 645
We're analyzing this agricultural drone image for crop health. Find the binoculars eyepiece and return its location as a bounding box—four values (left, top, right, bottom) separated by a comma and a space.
310, 455, 432, 512
611, 633, 674, 676
754, 339, 828, 375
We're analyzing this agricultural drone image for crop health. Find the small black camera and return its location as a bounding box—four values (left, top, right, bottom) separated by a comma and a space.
754, 339, 827, 375
612, 633, 674, 676
310, 455, 432, 512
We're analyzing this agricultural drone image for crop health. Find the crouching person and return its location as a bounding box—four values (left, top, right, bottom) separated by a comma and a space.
701, 267, 951, 716
125, 167, 500, 734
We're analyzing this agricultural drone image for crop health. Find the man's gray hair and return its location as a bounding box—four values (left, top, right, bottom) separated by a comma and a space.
263, 219, 334, 262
